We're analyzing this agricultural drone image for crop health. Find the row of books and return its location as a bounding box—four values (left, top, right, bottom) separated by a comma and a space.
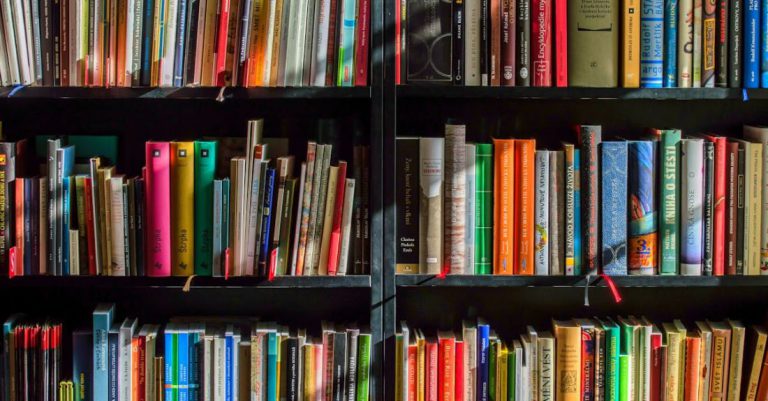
0, 0, 370, 87
395, 122, 768, 276
3, 119, 371, 277
398, 0, 762, 88
395, 317, 759, 401
0, 303, 373, 401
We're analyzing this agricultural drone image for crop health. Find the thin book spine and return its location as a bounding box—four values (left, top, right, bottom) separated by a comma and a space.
475, 143, 493, 275
534, 150, 550, 275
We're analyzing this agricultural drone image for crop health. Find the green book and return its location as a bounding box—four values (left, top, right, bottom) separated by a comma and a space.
659, 129, 681, 274
194, 141, 217, 276
618, 354, 631, 401
277, 178, 297, 275
222, 178, 231, 262
489, 338, 498, 401
618, 318, 636, 401
507, 347, 516, 401
475, 143, 493, 274
597, 318, 621, 401
356, 333, 372, 401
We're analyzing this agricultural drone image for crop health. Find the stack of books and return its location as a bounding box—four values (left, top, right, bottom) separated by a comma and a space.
399, 0, 763, 88
0, 0, 369, 87
2, 303, 372, 401
395, 317, 758, 401
396, 122, 768, 276
3, 119, 371, 277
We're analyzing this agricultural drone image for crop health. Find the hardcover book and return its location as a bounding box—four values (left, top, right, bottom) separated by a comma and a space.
622, 0, 640, 87
493, 139, 515, 275
193, 141, 217, 276
475, 143, 493, 274
171, 141, 195, 276
419, 138, 444, 274
678, 0, 693, 87
445, 123, 466, 274
406, 0, 452, 83
567, 0, 619, 87
656, 129, 681, 275
466, 144, 476, 271
144, 142, 171, 276
578, 125, 601, 274
531, 0, 551, 86
549, 151, 564, 275
640, 0, 663, 87
514, 139, 535, 275
664, 0, 678, 87
681, 138, 704, 275
628, 141, 657, 275
534, 150, 550, 275
601, 141, 628, 276
396, 138, 420, 274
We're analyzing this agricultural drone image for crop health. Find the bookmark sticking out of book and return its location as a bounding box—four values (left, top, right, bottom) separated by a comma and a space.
601, 274, 623, 303
224, 248, 231, 280
743, 89, 749, 102
182, 275, 197, 292
8, 246, 16, 278
436, 262, 449, 279
268, 249, 279, 281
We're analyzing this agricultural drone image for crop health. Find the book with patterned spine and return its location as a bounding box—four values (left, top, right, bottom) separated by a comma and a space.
640, 0, 664, 87
445, 122, 466, 274
601, 141, 628, 275
628, 140, 657, 275
549, 150, 564, 275
534, 150, 549, 275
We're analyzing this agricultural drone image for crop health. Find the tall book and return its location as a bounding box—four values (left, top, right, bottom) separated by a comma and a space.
445, 123, 466, 274
741, 141, 762, 274
628, 140, 657, 275
680, 138, 704, 275
514, 139, 535, 274
419, 138, 444, 274
493, 139, 515, 274
500, 0, 516, 86
465, 0, 481, 85
563, 144, 579, 275
715, 0, 729, 87
396, 138, 420, 274
702, 0, 716, 86
578, 125, 601, 274
549, 151, 564, 275
725, 141, 739, 275
701, 134, 727, 275
640, 0, 663, 87
554, 0, 566, 86
171, 141, 195, 276
534, 150, 550, 275
109, 176, 127, 276
742, 126, 768, 274
728, 0, 741, 87
553, 320, 581, 401
93, 303, 115, 401
145, 142, 171, 276
744, 0, 760, 87
567, 0, 618, 87
475, 143, 493, 275
516, 0, 530, 86
466, 144, 476, 271
726, 320, 745, 401
622, 0, 640, 87
601, 141, 628, 275
678, 0, 693, 86
708, 321, 732, 401
664, 0, 678, 86
194, 141, 216, 276
656, 129, 681, 274
531, 0, 551, 86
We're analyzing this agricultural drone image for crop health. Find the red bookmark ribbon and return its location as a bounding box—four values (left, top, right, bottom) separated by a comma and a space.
224, 248, 231, 280
601, 274, 623, 303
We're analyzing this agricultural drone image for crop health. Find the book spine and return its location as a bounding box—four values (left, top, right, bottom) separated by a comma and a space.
466, 0, 481, 85
703, 141, 715, 275
712, 138, 727, 275
395, 0, 402, 84
746, 144, 762, 275
640, 0, 664, 87
0, 145, 12, 272
354, 0, 369, 85
465, 145, 477, 272
534, 151, 550, 275
476, 143, 493, 274
581, 328, 595, 401
493, 139, 515, 274
530, 0, 550, 86
419, 138, 444, 274
145, 142, 171, 276
623, 0, 640, 87
141, 0, 155, 86
764, 0, 768, 87
171, 142, 195, 276
109, 329, 119, 401
215, 0, 231, 85
516, 0, 530, 86
337, 0, 356, 86
664, 0, 678, 87
659, 130, 682, 274
728, 0, 741, 87
554, 0, 565, 86
325, 167, 346, 275
736, 146, 746, 274
108, 179, 125, 276
681, 139, 705, 275
500, 0, 515, 86
23, 179, 32, 276
480, 0, 489, 86
628, 141, 658, 275
454, 0, 465, 84
579, 126, 601, 274
703, 0, 716, 86
325, 0, 340, 86
194, 141, 217, 276
259, 169, 276, 275
478, 324, 490, 401
726, 143, 738, 274
745, 0, 760, 87
678, 0, 693, 86
549, 151, 564, 275
445, 124, 466, 274
601, 142, 628, 275
574, 150, 581, 274
134, 179, 145, 276
693, 0, 702, 86
338, 179, 356, 275
490, 0, 501, 86
173, 0, 188, 86
515, 139, 535, 274
396, 139, 419, 274
564, 145, 576, 275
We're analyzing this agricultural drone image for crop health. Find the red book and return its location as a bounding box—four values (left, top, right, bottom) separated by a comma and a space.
703, 135, 727, 275
554, 0, 567, 86
84, 177, 97, 275
500, 0, 516, 86
408, 344, 418, 401
726, 141, 739, 275
137, 335, 147, 401
132, 336, 141, 401
14, 179, 23, 276
438, 334, 456, 401
327, 162, 348, 275
325, 0, 341, 86
531, 0, 552, 86
215, 0, 232, 86
426, 340, 439, 401
145, 142, 171, 276
354, 0, 370, 86
581, 326, 595, 401
454, 340, 464, 401
650, 329, 663, 401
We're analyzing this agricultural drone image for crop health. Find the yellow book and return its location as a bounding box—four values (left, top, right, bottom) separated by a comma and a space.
150, 0, 164, 86
98, 166, 114, 275
304, 343, 315, 401
662, 322, 684, 401
498, 344, 509, 401
622, 0, 640, 87
745, 326, 767, 401
553, 320, 581, 401
171, 142, 195, 276
268, 0, 285, 87
726, 320, 746, 401
249, 0, 270, 86
318, 166, 339, 275
417, 330, 426, 401
201, 0, 219, 86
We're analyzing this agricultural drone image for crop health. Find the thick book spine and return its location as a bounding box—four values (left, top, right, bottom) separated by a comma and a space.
337, 0, 357, 86
708, 136, 727, 275
702, 0, 716, 86
475, 143, 493, 274
678, 0, 693, 86
419, 138, 444, 274
145, 142, 171, 277
515, 139, 535, 274
493, 139, 515, 274
516, 0, 530, 86
530, 0, 551, 86
549, 151, 564, 275
663, 0, 678, 87
579, 126, 601, 274
728, 0, 741, 87
623, 0, 640, 87
554, 0, 565, 86
659, 130, 681, 275
354, 0, 370, 85
454, 0, 465, 84
490, 0, 501, 86
396, 138, 420, 274
601, 142, 628, 276
703, 141, 715, 275
194, 141, 217, 276
640, 0, 664, 87
171, 142, 195, 276
500, 0, 515, 86
715, 0, 728, 87
445, 123, 467, 274
628, 141, 657, 275
681, 139, 704, 275
736, 146, 746, 274
745, 0, 760, 87
534, 150, 550, 275
564, 144, 576, 275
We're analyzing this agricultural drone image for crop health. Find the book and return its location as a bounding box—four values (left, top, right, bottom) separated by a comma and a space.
729, 0, 741, 87
640, 0, 663, 87
466, 144, 477, 271
476, 143, 493, 274
680, 138, 704, 275
622, 0, 640, 87
678, 0, 693, 86
193, 141, 217, 276
516, 0, 530, 86
578, 125, 601, 274
419, 138, 444, 274
396, 138, 420, 274
567, 0, 618, 87
744, 326, 766, 401
628, 140, 657, 275
563, 144, 578, 275
657, 130, 682, 275
531, 0, 551, 86
144, 142, 171, 276
553, 320, 581, 401
601, 141, 628, 276
514, 139, 535, 275
702, 0, 716, 86
445, 123, 466, 274
744, 0, 760, 87
664, 0, 678, 86
549, 151, 564, 275
534, 150, 550, 275
171, 142, 195, 276
493, 139, 514, 275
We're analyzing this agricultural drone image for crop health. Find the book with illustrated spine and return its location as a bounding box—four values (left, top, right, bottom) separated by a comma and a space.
601, 141, 628, 275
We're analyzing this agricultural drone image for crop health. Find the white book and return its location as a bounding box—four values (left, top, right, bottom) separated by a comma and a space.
742, 125, 768, 275
263, 0, 279, 85
420, 137, 444, 274
513, 341, 524, 401
25, 0, 41, 83
399, 323, 411, 401
445, 123, 466, 274
534, 150, 550, 275
692, 0, 702, 87
284, 0, 306, 86
527, 326, 539, 401
1, 0, 21, 84
119, 318, 138, 401
465, 144, 476, 273
69, 229, 80, 275
110, 176, 127, 276
680, 138, 704, 275
537, 334, 554, 401
160, 0, 179, 86
214, 334, 226, 401
126, 0, 141, 85
11, 0, 31, 83
0, 6, 10, 86
521, 335, 533, 401
462, 321, 477, 401
290, 163, 307, 275
337, 178, 356, 275
678, 0, 693, 87
464, 0, 481, 86
310, 0, 331, 86
695, 321, 713, 401
245, 160, 265, 275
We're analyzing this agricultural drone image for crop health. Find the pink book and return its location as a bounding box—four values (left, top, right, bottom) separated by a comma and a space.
145, 142, 171, 276
326, 162, 348, 275
554, 0, 567, 87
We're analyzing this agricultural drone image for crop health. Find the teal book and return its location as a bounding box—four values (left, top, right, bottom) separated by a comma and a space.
194, 141, 217, 276
93, 304, 115, 401
475, 143, 493, 274
356, 333, 372, 401
658, 129, 681, 274
177, 326, 190, 401
164, 324, 178, 401
336, 0, 357, 86
597, 318, 621, 401
221, 178, 230, 262
267, 331, 278, 401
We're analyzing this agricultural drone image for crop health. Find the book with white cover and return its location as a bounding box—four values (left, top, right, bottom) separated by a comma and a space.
310, 0, 331, 85
110, 176, 127, 276
11, 0, 32, 83
681, 138, 704, 275
1, 0, 21, 84
337, 178, 356, 275
534, 150, 550, 275
160, 0, 179, 86
445, 123, 466, 274
419, 137, 444, 273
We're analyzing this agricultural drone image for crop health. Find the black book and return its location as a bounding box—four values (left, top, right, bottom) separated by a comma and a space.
30, 178, 39, 276
40, 0, 54, 85
183, 0, 201, 85
108, 324, 119, 401
729, 0, 742, 87
406, 0, 453, 83
287, 337, 300, 401
453, 0, 465, 84
346, 329, 359, 401
480, 0, 488, 85
516, 0, 530, 86
135, 178, 145, 276
122, 183, 131, 275
703, 141, 714, 276
736, 145, 746, 274
332, 331, 348, 401
716, 0, 729, 87
0, 142, 15, 274
395, 138, 419, 274
52, 0, 61, 86
140, 0, 156, 86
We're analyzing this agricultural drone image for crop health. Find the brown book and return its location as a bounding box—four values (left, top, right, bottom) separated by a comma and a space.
116, 0, 127, 87
325, 0, 340, 86
567, 0, 619, 87
490, 0, 501, 86
709, 321, 733, 401
744, 326, 767, 401
60, 0, 70, 86
726, 141, 739, 274
684, 333, 702, 401
501, 0, 516, 86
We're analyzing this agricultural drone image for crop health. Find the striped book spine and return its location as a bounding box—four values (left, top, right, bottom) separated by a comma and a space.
564, 144, 577, 275
640, 0, 664, 87
445, 123, 467, 274
534, 150, 550, 275
628, 140, 658, 275
601, 142, 628, 275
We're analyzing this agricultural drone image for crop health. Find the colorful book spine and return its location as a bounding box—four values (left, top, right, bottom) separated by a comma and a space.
194, 141, 216, 276
445, 122, 467, 274
564, 144, 577, 275
493, 139, 514, 275
549, 151, 564, 275
554, 0, 566, 86
171, 141, 195, 276
478, 323, 490, 401
745, 0, 760, 87
693, 0, 703, 86
601, 142, 628, 276
659, 130, 681, 275
628, 141, 657, 275
678, 0, 693, 86
706, 136, 727, 276
702, 0, 716, 86
337, 0, 357, 86
531, 0, 552, 86
534, 150, 550, 275
93, 304, 115, 401
259, 169, 276, 275
704, 141, 715, 275
145, 142, 171, 276
579, 126, 601, 274
681, 138, 705, 275
640, 0, 664, 87
715, 0, 729, 87
729, 0, 742, 87
177, 329, 190, 401
762, 0, 768, 87
475, 143, 493, 275
514, 139, 535, 275
664, 0, 678, 87
574, 149, 581, 274
623, 0, 640, 87
602, 320, 620, 401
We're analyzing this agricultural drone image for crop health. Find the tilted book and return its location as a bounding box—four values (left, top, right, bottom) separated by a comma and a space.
601, 141, 628, 276
419, 138, 444, 274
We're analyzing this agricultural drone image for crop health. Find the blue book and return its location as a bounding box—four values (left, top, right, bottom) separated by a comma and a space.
258, 169, 276, 275
141, 0, 155, 86
267, 331, 278, 401
641, 0, 664, 87
222, 178, 230, 256
663, 0, 678, 87
628, 141, 658, 275
337, 0, 357, 86
573, 149, 582, 275
173, 0, 188, 87
746, 0, 761, 87
165, 324, 177, 401
178, 326, 190, 401
600, 141, 628, 275
477, 321, 490, 401
93, 304, 114, 401
107, 324, 119, 401
225, 328, 234, 401
62, 176, 71, 275
73, 330, 93, 401
56, 146, 75, 275
762, 0, 768, 86
189, 326, 203, 401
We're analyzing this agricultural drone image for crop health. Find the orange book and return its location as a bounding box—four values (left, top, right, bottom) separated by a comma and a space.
684, 334, 702, 401
426, 339, 439, 401
514, 139, 536, 275
14, 179, 23, 275
755, 343, 768, 401
408, 344, 418, 401
493, 139, 515, 274
132, 336, 140, 401
116, 0, 127, 87
438, 333, 456, 401
248, 0, 271, 86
